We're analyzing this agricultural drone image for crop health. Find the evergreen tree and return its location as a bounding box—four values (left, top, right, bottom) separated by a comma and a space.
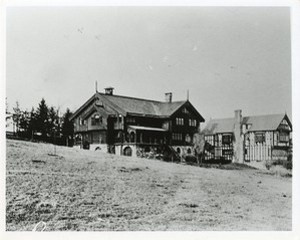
61, 108, 74, 146
48, 106, 59, 137
28, 108, 37, 139
35, 98, 49, 138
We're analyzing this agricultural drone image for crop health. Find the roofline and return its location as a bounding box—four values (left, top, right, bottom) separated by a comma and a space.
97, 92, 127, 116
283, 113, 293, 131
208, 113, 287, 122
97, 92, 163, 103
70, 92, 204, 120
170, 100, 205, 122
69, 94, 96, 121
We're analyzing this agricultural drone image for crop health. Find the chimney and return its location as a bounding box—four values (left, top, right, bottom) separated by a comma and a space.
104, 87, 114, 95
234, 109, 242, 124
165, 92, 172, 103
233, 109, 244, 164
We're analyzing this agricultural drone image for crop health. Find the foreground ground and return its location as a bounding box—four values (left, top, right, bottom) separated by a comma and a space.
6, 139, 292, 231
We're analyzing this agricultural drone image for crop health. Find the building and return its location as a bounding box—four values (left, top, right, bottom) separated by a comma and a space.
6, 112, 15, 136
70, 87, 205, 159
202, 110, 292, 163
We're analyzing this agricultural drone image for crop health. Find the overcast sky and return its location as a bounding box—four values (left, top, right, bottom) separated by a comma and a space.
6, 6, 291, 121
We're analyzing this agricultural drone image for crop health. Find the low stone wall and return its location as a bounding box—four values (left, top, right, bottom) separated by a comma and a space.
115, 144, 137, 157
171, 145, 194, 157
90, 143, 108, 153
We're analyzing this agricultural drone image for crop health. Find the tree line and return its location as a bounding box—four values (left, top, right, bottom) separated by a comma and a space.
9, 98, 74, 146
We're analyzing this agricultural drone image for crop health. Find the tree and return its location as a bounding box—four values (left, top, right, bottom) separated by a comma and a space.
6, 97, 9, 114
19, 110, 30, 134
193, 133, 206, 165
28, 108, 37, 140
61, 108, 74, 146
35, 98, 49, 138
6, 98, 12, 128
48, 106, 59, 137
12, 101, 21, 135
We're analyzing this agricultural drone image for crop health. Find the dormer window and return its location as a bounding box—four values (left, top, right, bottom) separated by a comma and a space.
182, 108, 189, 114
95, 98, 104, 107
79, 118, 84, 126
92, 114, 102, 125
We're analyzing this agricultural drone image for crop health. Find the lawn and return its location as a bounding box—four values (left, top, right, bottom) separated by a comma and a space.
6, 139, 292, 231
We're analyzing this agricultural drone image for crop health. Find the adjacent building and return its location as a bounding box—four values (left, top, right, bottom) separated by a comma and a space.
70, 87, 205, 158
202, 110, 292, 163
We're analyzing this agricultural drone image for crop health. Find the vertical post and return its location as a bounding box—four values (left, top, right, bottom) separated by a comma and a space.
54, 132, 56, 155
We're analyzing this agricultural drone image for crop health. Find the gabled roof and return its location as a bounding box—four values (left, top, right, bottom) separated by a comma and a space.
99, 92, 186, 117
202, 113, 291, 135
71, 91, 204, 121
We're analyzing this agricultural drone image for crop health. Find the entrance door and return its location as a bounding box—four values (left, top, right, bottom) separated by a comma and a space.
123, 146, 132, 156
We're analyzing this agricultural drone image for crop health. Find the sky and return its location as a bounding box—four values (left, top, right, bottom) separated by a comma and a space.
6, 6, 292, 122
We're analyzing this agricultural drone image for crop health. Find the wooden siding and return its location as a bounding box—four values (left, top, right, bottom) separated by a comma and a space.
205, 130, 291, 162
170, 105, 199, 146
204, 133, 233, 161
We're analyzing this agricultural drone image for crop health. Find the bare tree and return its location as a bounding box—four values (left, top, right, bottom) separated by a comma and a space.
193, 133, 206, 165
12, 101, 21, 135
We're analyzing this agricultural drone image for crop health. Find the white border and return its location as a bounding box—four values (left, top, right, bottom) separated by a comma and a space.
1, 1, 299, 240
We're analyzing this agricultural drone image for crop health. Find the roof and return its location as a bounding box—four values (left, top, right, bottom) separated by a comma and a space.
128, 125, 167, 132
202, 113, 291, 134
99, 92, 186, 117
71, 91, 205, 121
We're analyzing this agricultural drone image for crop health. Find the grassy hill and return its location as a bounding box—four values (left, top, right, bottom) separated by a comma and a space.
6, 139, 292, 231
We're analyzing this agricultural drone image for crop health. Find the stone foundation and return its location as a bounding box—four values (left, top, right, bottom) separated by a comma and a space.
171, 146, 194, 157
90, 143, 108, 153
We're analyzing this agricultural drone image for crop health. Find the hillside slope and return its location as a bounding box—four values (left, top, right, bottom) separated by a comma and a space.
6, 140, 292, 231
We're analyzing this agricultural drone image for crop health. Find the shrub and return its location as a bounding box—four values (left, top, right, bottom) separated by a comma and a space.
184, 155, 198, 164
284, 159, 292, 170
270, 165, 292, 177
265, 160, 272, 170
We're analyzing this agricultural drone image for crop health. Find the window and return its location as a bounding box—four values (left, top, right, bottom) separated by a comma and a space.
79, 118, 85, 125
127, 117, 135, 124
279, 119, 290, 130
222, 134, 232, 145
205, 135, 214, 145
255, 132, 265, 143
189, 119, 197, 127
279, 131, 289, 142
176, 118, 184, 125
182, 108, 189, 114
172, 133, 182, 140
91, 114, 102, 125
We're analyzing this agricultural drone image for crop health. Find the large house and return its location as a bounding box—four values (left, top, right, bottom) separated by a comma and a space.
202, 110, 292, 163
70, 87, 205, 159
